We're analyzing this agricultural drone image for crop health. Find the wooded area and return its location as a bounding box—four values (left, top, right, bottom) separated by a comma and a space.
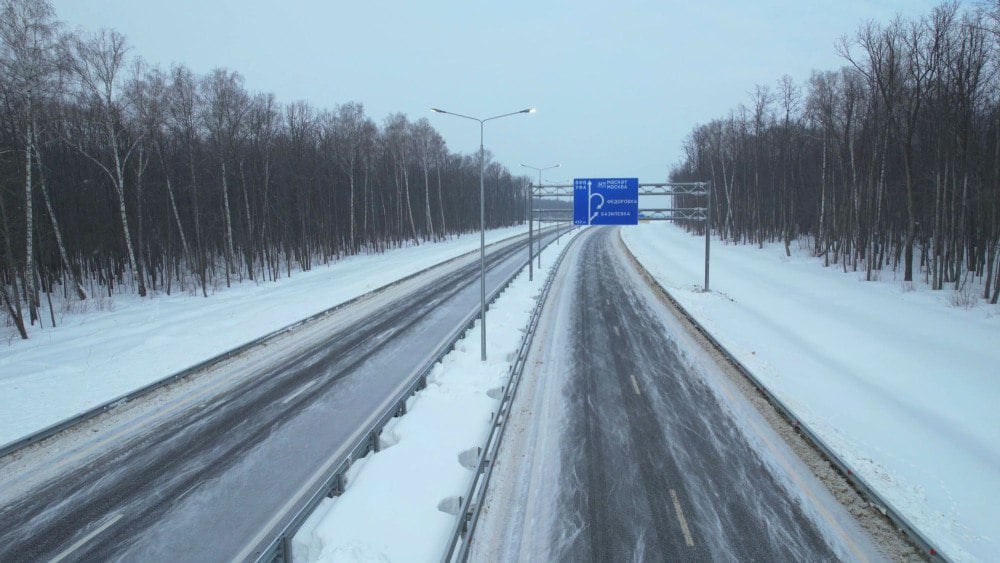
0, 0, 528, 339
672, 2, 1000, 304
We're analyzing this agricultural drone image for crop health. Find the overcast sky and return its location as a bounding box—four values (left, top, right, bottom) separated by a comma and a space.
52, 0, 944, 183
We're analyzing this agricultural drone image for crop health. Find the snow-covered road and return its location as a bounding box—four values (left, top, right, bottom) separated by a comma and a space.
0, 229, 561, 562
623, 222, 999, 561
471, 227, 882, 561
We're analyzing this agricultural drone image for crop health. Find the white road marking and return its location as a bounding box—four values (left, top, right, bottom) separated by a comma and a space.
50, 512, 124, 563
281, 380, 317, 405
670, 489, 695, 546
630, 375, 641, 395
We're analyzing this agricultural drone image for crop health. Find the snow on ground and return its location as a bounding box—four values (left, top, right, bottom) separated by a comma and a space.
291, 231, 577, 563
0, 226, 527, 450
622, 222, 1000, 562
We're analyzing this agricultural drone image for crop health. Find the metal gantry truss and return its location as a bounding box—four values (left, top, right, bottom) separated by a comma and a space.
528, 181, 713, 291
530, 208, 573, 222
640, 208, 707, 221
531, 181, 709, 199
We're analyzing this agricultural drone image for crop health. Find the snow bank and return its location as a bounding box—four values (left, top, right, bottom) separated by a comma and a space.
0, 227, 526, 449
622, 222, 999, 562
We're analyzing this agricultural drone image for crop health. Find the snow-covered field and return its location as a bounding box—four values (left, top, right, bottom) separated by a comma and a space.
0, 226, 527, 450
292, 229, 576, 561
622, 223, 999, 562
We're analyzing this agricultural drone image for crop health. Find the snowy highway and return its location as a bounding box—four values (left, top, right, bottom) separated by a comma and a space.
471, 227, 883, 561
0, 229, 562, 562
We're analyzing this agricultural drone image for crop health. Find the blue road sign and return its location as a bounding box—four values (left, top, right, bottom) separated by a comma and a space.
573, 178, 639, 225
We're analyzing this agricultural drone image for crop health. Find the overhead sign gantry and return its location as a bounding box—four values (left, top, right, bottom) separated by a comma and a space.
529, 179, 713, 291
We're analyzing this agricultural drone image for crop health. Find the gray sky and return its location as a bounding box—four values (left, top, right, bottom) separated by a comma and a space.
53, 0, 942, 183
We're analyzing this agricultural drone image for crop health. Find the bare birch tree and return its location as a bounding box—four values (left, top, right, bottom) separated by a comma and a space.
66, 29, 146, 296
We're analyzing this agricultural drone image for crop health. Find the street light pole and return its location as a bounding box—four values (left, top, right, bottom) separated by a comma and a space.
431, 107, 534, 361
519, 163, 560, 282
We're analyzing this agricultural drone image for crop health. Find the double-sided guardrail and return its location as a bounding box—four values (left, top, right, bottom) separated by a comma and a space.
619, 231, 948, 562
442, 226, 580, 562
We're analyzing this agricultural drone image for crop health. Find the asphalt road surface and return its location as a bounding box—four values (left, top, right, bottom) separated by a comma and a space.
0, 227, 563, 562
471, 227, 883, 562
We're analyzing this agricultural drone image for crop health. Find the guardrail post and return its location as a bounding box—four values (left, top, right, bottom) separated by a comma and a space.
327, 473, 344, 497
271, 536, 291, 563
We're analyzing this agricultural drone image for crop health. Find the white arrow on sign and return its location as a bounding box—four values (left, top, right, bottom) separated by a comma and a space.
589, 192, 604, 223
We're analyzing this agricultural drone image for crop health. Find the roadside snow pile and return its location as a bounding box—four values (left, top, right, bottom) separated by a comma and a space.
0, 227, 526, 449
292, 232, 577, 562
622, 222, 999, 562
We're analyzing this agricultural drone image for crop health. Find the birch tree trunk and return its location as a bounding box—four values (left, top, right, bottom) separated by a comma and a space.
349, 171, 356, 253
436, 164, 447, 239
24, 115, 38, 322
109, 122, 146, 297
155, 142, 190, 269
0, 186, 29, 339
423, 161, 434, 242
403, 165, 419, 244
221, 159, 236, 286
33, 131, 87, 300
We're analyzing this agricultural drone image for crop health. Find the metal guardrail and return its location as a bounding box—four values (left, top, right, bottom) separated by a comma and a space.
618, 230, 948, 562
0, 229, 550, 462
252, 227, 569, 563
443, 227, 582, 562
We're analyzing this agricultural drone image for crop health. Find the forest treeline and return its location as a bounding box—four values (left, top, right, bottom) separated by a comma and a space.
0, 0, 529, 339
671, 1, 1000, 304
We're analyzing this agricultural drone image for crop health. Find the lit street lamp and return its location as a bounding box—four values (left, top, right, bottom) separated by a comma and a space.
431, 106, 534, 361
520, 163, 560, 282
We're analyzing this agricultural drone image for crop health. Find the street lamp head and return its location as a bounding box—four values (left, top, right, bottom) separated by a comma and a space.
521, 162, 560, 172
430, 108, 444, 113
524, 108, 536, 114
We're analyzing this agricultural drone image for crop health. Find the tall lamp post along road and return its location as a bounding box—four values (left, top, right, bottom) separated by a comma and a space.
520, 163, 560, 282
431, 107, 534, 361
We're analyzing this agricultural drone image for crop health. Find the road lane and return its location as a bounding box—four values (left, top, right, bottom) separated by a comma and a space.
0, 228, 564, 562
471, 227, 883, 562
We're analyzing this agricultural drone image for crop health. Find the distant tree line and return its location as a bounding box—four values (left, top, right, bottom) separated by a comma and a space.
672, 2, 1000, 304
0, 0, 528, 339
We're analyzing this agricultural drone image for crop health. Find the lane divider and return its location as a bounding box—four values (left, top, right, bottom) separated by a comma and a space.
49, 513, 124, 563
669, 489, 695, 547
